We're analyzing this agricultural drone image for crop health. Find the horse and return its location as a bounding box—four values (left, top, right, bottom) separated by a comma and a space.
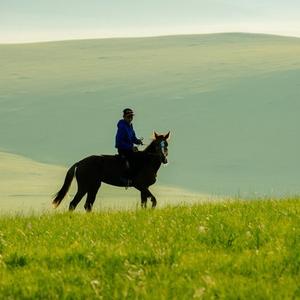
52, 131, 170, 212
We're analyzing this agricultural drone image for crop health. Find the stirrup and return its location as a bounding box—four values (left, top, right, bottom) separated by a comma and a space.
125, 179, 132, 190
120, 177, 132, 189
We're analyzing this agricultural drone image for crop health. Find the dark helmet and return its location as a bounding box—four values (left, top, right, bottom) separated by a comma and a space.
123, 108, 134, 117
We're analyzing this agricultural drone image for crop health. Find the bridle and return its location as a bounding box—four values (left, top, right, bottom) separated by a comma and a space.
142, 137, 169, 164
157, 140, 168, 164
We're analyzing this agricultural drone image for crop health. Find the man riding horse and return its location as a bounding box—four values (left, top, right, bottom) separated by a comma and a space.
115, 108, 143, 186
52, 107, 170, 211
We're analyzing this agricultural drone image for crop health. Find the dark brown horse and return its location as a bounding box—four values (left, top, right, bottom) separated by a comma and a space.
53, 132, 170, 211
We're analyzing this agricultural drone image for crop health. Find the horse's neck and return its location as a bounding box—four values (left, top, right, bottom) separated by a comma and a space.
152, 159, 162, 172
143, 142, 156, 154
141, 150, 162, 172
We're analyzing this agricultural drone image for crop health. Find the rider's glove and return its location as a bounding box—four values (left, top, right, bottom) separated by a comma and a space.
137, 138, 144, 145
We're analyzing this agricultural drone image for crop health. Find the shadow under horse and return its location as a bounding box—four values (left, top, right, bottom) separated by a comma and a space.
53, 132, 170, 212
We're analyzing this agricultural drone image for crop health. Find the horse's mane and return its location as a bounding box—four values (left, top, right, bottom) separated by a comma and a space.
142, 139, 157, 153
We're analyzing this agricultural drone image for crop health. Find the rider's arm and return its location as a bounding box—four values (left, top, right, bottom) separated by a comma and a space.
132, 129, 143, 145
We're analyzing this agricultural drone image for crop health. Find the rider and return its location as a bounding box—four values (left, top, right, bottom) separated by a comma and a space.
115, 108, 143, 185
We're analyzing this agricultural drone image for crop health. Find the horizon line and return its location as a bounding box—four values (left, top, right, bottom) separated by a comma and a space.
1, 31, 300, 45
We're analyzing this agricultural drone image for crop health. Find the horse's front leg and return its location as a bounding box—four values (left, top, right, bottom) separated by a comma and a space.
147, 189, 157, 208
141, 188, 157, 208
137, 185, 157, 209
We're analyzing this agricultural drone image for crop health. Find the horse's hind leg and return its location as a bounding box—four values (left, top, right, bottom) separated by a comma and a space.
69, 187, 87, 211
84, 183, 101, 212
140, 190, 148, 209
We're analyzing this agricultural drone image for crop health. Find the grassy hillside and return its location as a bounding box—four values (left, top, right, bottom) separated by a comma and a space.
0, 152, 65, 213
1, 33, 300, 196
0, 152, 210, 214
0, 199, 299, 299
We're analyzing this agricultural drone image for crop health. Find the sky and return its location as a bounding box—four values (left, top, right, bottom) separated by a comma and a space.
1, 0, 300, 43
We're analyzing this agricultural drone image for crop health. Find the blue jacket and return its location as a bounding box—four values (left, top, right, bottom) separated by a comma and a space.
115, 119, 139, 150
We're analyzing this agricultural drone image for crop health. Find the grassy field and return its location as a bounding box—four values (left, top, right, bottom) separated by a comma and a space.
1, 35, 299, 298
0, 199, 299, 299
1, 33, 300, 196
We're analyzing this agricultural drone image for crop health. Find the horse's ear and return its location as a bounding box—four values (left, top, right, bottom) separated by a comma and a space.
153, 131, 159, 139
164, 131, 170, 140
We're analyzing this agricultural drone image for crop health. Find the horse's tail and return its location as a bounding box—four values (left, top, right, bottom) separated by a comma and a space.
52, 163, 78, 208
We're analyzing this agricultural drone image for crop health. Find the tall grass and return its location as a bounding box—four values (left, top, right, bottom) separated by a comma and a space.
0, 199, 299, 299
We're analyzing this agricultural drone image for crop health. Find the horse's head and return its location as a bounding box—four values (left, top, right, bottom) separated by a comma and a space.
152, 131, 170, 164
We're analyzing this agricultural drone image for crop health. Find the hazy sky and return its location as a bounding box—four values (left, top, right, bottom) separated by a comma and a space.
1, 0, 300, 43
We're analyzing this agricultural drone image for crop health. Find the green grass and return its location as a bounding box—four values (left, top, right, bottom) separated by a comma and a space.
0, 199, 299, 299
